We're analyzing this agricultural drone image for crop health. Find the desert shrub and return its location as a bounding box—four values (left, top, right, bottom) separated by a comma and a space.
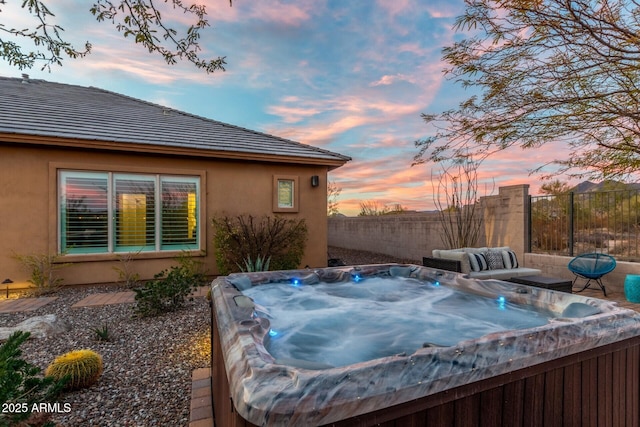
174, 251, 208, 287
91, 324, 112, 342
133, 252, 207, 317
0, 331, 67, 427
112, 251, 141, 288
212, 214, 308, 275
239, 255, 271, 272
12, 252, 71, 296
45, 349, 103, 391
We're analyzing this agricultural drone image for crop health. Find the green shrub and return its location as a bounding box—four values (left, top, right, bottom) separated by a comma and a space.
45, 349, 103, 391
0, 331, 67, 427
174, 251, 208, 286
212, 214, 308, 275
133, 252, 207, 317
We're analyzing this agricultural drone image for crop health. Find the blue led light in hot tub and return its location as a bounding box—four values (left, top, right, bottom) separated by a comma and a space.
497, 296, 506, 310
291, 278, 301, 287
269, 329, 279, 337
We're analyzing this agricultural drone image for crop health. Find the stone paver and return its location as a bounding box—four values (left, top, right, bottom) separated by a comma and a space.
0, 297, 58, 313
70, 287, 208, 308
71, 291, 135, 308
189, 368, 213, 427
577, 287, 640, 312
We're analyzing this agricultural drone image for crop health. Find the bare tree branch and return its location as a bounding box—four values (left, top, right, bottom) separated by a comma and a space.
432, 159, 493, 248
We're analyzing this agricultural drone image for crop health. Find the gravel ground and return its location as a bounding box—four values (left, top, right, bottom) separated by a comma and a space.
1, 247, 415, 426
1, 284, 210, 427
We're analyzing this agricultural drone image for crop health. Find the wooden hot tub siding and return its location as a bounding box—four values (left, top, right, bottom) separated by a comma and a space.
211, 306, 640, 427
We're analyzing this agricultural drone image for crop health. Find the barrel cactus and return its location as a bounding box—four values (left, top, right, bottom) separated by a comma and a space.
45, 349, 103, 391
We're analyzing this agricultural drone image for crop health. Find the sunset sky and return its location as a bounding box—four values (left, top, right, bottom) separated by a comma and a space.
0, 0, 580, 215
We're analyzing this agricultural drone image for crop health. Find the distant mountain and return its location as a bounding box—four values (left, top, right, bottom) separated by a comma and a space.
571, 181, 598, 192
571, 180, 640, 192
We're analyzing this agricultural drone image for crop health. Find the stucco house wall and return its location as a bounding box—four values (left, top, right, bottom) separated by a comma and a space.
0, 77, 349, 288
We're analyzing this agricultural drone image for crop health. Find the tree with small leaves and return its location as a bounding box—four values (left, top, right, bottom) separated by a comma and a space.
414, 0, 640, 181
0, 0, 230, 72
540, 180, 572, 196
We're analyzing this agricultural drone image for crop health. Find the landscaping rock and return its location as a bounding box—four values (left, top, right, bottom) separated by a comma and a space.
0, 314, 70, 340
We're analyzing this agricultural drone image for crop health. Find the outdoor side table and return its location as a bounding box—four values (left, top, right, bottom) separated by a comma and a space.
507, 275, 573, 293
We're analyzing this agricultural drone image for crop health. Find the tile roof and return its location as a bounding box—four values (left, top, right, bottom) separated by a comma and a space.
0, 76, 350, 166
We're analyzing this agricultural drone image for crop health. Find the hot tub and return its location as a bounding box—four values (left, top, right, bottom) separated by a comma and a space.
210, 264, 640, 426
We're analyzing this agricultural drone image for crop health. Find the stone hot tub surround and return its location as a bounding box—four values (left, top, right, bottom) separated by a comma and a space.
210, 264, 640, 427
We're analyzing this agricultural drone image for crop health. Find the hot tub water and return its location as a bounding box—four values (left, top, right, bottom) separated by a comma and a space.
242, 276, 553, 368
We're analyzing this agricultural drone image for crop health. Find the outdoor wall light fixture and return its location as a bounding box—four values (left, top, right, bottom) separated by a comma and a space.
311, 175, 320, 187
3, 278, 13, 298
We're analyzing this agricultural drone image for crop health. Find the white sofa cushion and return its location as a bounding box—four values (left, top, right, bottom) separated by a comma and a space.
469, 267, 542, 280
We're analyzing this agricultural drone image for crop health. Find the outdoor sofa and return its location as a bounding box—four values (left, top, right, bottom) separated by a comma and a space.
424, 246, 541, 280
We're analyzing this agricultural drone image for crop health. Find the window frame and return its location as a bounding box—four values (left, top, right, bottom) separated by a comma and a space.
272, 175, 299, 213
57, 168, 203, 256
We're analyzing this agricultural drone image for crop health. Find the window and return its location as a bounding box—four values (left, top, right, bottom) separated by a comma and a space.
59, 171, 200, 254
272, 175, 299, 213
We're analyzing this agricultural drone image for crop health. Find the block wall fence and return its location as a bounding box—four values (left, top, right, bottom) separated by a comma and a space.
328, 184, 640, 294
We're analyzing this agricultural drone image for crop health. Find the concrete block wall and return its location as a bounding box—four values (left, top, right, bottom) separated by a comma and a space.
328, 183, 640, 292
480, 184, 530, 260
328, 185, 531, 263
327, 213, 458, 262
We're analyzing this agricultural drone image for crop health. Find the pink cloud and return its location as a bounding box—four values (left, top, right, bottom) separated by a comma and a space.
424, 1, 465, 19
329, 139, 587, 216
210, 0, 320, 27
267, 105, 322, 124
267, 70, 442, 145
370, 74, 415, 87
376, 0, 413, 18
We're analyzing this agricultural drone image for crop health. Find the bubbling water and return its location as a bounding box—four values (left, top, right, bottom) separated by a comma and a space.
242, 276, 552, 368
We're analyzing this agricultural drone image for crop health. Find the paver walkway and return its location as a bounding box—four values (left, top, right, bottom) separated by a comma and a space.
189, 368, 214, 427
0, 297, 58, 313
71, 286, 209, 308
71, 291, 135, 308
578, 287, 640, 311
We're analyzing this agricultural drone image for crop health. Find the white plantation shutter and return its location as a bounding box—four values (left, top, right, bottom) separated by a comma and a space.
60, 172, 109, 253
160, 177, 199, 249
59, 171, 199, 254
114, 174, 156, 251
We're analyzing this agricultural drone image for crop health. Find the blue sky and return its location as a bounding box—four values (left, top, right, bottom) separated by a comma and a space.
0, 0, 575, 215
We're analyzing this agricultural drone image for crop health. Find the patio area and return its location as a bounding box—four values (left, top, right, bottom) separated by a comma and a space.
0, 273, 637, 427
579, 287, 640, 312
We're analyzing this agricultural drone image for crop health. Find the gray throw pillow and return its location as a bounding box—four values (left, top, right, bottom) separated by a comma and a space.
486, 249, 505, 270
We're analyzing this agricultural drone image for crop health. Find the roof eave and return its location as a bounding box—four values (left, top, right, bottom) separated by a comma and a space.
0, 133, 351, 170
